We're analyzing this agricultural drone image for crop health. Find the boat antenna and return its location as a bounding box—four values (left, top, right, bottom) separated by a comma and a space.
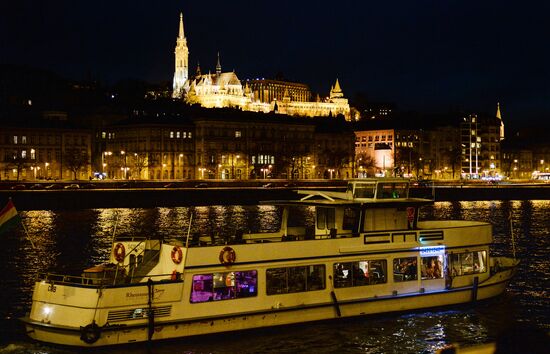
185, 210, 194, 248
110, 211, 119, 245
509, 210, 516, 260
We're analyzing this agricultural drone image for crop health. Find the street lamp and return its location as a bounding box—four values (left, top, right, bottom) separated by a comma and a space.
328, 169, 335, 179
102, 151, 112, 176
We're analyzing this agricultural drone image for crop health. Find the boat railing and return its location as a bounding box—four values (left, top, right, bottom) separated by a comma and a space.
36, 271, 180, 287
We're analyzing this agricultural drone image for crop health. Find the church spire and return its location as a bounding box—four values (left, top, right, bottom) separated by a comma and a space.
196, 61, 201, 77
178, 12, 185, 39
216, 52, 222, 75
172, 12, 189, 99
496, 102, 505, 141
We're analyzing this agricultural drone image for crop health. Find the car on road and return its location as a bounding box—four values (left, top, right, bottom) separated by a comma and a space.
64, 184, 80, 189
194, 183, 208, 188
45, 184, 62, 190
413, 180, 433, 187
163, 183, 178, 188
262, 183, 274, 188
10, 184, 26, 190
29, 184, 44, 190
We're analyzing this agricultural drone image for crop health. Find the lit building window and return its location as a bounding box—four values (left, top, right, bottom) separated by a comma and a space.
22, 136, 27, 144
21, 150, 27, 159
177, 131, 181, 138
13, 136, 17, 144
170, 131, 174, 138
235, 130, 242, 138
102, 132, 106, 139
188, 132, 192, 138
183, 132, 187, 138
30, 149, 36, 159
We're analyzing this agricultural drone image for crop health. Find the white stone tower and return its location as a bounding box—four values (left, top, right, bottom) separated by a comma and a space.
172, 13, 189, 98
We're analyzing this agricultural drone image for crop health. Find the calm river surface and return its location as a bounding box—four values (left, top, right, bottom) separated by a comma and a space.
1, 201, 548, 353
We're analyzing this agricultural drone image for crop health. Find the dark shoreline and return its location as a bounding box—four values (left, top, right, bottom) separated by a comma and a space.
2, 184, 550, 210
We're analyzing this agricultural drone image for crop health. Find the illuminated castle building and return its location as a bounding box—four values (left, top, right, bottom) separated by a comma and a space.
172, 13, 351, 120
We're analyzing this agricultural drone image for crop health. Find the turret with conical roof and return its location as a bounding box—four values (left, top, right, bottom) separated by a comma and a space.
329, 78, 344, 99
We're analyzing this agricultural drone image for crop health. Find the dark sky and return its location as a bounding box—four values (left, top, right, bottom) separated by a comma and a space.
1, 1, 549, 126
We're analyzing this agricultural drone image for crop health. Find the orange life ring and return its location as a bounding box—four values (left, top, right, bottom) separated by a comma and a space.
219, 246, 236, 266
171, 246, 183, 264
113, 243, 125, 263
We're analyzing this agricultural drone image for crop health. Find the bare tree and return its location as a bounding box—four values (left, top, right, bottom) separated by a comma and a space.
445, 146, 463, 179
64, 149, 89, 180
7, 156, 28, 181
132, 152, 149, 179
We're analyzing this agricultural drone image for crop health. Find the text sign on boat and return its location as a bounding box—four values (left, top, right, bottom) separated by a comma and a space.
419, 246, 445, 257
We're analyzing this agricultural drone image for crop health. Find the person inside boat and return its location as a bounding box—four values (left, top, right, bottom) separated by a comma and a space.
353, 263, 367, 285
404, 259, 418, 280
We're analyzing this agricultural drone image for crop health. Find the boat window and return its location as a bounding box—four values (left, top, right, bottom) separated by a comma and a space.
354, 183, 376, 198
449, 251, 487, 276
393, 257, 418, 282
342, 207, 360, 231
333, 259, 387, 288
316, 208, 335, 230
420, 255, 444, 279
376, 183, 408, 199
266, 265, 325, 295
190, 270, 258, 303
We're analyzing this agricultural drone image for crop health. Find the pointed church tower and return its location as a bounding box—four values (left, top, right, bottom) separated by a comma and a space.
195, 61, 201, 78
216, 52, 222, 76
496, 102, 505, 141
172, 13, 189, 98
330, 78, 344, 99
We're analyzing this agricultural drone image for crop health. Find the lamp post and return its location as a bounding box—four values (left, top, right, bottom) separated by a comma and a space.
45, 162, 49, 179
102, 151, 112, 178
179, 154, 184, 179
232, 154, 240, 179
120, 151, 127, 179
218, 164, 222, 179
328, 169, 335, 179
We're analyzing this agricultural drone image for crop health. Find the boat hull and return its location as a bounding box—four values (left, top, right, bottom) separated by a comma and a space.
22, 265, 516, 347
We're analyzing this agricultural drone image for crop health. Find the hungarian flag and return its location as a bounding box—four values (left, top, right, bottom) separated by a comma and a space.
0, 199, 20, 235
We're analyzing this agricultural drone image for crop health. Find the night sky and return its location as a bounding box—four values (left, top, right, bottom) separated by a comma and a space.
2, 1, 549, 126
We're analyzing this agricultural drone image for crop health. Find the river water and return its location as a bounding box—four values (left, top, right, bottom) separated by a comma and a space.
0, 201, 548, 353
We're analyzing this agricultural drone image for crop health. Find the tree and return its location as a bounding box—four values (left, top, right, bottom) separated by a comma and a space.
445, 146, 463, 179
356, 153, 375, 177
64, 149, 89, 180
7, 156, 28, 181
132, 153, 149, 179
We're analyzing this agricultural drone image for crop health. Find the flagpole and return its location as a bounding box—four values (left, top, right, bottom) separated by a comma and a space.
20, 219, 36, 249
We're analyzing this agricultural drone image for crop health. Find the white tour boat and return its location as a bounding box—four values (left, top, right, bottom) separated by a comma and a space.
21, 178, 518, 347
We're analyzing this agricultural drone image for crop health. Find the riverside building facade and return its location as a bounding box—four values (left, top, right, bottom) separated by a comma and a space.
101, 108, 355, 180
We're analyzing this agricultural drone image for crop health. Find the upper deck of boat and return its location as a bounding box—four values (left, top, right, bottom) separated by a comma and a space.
263, 178, 434, 207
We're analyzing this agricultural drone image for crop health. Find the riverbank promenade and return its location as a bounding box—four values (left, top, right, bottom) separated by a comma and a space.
1, 179, 550, 210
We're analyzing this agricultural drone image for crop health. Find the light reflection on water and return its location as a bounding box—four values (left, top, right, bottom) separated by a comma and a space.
1, 201, 548, 353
